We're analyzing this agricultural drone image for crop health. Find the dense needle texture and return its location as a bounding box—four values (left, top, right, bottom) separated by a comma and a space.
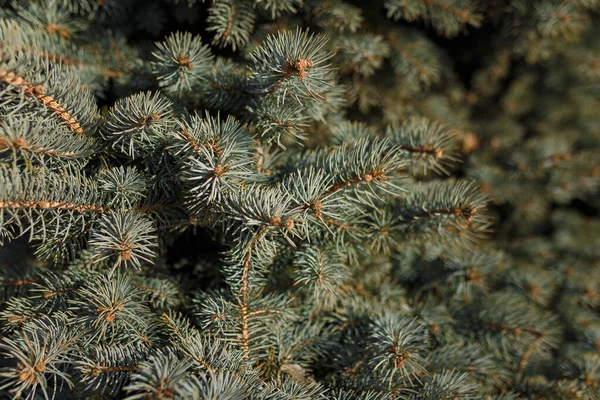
0, 0, 599, 399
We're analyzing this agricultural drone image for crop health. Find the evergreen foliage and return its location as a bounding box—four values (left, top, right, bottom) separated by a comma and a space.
0, 0, 599, 399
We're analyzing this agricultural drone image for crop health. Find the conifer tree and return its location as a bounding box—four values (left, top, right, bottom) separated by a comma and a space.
0, 0, 599, 399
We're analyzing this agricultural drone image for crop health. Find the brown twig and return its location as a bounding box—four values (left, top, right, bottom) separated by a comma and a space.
0, 70, 85, 135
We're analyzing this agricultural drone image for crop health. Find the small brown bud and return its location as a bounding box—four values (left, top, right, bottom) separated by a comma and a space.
296, 59, 313, 80
461, 132, 480, 154
284, 219, 294, 231
556, 13, 571, 23
138, 114, 161, 125
464, 272, 481, 282
28, 85, 45, 96
34, 362, 46, 373
120, 249, 132, 261
46, 24, 59, 33
175, 55, 193, 70
584, 287, 597, 300
43, 291, 55, 299
459, 11, 471, 23
19, 369, 32, 382
514, 328, 522, 336
584, 375, 597, 388
312, 200, 323, 211
429, 322, 440, 333
364, 174, 373, 182
269, 216, 282, 226
283, 59, 313, 81
560, 182, 572, 190
46, 24, 69, 38
551, 152, 571, 162
526, 284, 541, 296
213, 165, 225, 178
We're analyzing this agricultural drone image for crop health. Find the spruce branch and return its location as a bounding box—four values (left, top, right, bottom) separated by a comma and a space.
0, 49, 98, 134
101, 91, 175, 159
387, 117, 460, 176
76, 343, 145, 395
207, 0, 256, 52
247, 96, 310, 147
0, 114, 96, 164
152, 32, 214, 95
387, 28, 444, 91
133, 277, 180, 310
88, 211, 158, 272
334, 33, 390, 78
293, 246, 349, 304
69, 273, 152, 345
14, 0, 88, 40
307, 0, 364, 34
255, 0, 303, 19
0, 165, 105, 249
249, 28, 334, 102
369, 313, 429, 385
0, 1, 595, 398
174, 113, 255, 206
98, 167, 148, 210
408, 369, 480, 399
0, 317, 80, 400
390, 180, 491, 247
385, 0, 483, 37
123, 351, 198, 400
